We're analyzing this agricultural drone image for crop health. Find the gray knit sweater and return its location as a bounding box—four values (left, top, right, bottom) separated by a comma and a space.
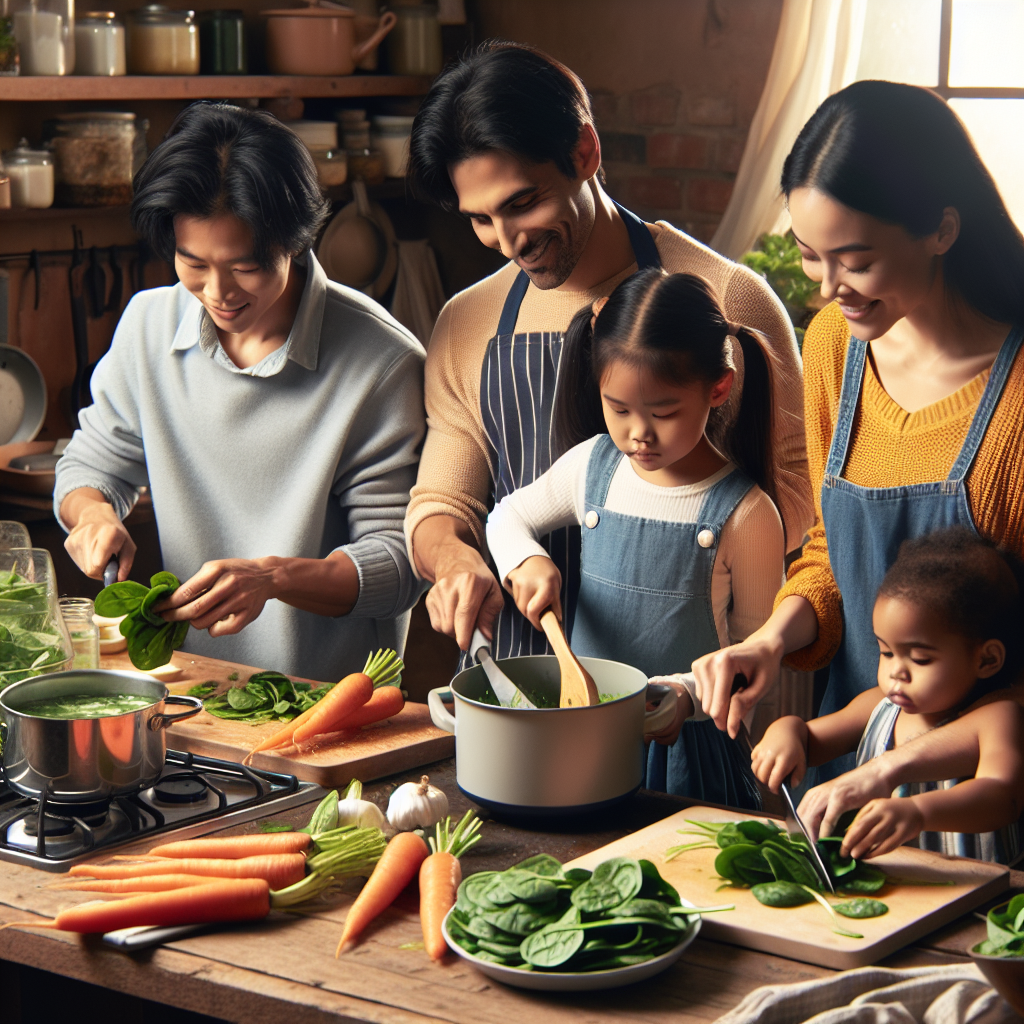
55, 253, 426, 681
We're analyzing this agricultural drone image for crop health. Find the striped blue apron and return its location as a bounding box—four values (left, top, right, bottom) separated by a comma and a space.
474, 203, 661, 664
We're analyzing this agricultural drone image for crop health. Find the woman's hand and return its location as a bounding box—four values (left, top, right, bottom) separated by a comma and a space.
505, 555, 562, 630
61, 488, 136, 581
840, 797, 924, 859
644, 680, 694, 746
750, 717, 809, 792
158, 558, 277, 637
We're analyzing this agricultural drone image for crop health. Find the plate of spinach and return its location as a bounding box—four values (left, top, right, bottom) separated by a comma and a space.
443, 854, 727, 990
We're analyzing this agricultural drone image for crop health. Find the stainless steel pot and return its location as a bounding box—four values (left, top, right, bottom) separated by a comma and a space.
428, 654, 678, 817
0, 669, 202, 802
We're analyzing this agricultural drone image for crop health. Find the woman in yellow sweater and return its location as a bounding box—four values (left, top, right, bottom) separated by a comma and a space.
691, 80, 1024, 792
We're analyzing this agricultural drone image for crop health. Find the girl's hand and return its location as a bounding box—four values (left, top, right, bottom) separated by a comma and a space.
750, 717, 809, 792
505, 556, 562, 631
840, 797, 924, 859
797, 759, 896, 841
644, 681, 694, 746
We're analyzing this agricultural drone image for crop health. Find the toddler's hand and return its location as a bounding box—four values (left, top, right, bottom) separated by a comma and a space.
841, 797, 924, 859
506, 556, 562, 631
750, 717, 808, 792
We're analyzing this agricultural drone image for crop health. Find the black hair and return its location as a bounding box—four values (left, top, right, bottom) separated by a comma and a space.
878, 527, 1024, 693
554, 268, 776, 506
781, 80, 1024, 326
131, 102, 330, 269
408, 40, 595, 212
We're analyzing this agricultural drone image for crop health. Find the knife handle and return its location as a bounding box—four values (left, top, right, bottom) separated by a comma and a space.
102, 555, 119, 588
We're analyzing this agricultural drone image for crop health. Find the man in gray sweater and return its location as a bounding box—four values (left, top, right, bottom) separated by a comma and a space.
55, 103, 425, 681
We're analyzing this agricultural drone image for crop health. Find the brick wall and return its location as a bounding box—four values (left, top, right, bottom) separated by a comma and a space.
474, 0, 784, 246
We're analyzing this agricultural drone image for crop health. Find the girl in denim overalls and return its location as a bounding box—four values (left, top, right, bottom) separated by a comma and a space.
486, 269, 787, 808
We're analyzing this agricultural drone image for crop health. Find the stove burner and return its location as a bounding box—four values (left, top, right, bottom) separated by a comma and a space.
24, 814, 76, 838
153, 773, 209, 805
23, 798, 111, 838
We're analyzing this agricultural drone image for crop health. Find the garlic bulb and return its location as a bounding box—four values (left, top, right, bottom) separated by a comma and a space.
336, 798, 387, 830
387, 775, 449, 831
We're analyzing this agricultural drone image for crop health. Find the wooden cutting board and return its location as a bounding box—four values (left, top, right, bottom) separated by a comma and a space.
100, 649, 454, 788
565, 804, 1009, 969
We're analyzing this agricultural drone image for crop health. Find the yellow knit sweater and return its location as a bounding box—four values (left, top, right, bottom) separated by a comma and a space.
777, 302, 1024, 671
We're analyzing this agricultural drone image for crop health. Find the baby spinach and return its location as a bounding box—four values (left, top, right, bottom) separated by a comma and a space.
752, 881, 814, 907
0, 570, 69, 687
833, 898, 888, 919
973, 894, 1024, 958
95, 572, 189, 671
201, 670, 330, 725
570, 857, 643, 912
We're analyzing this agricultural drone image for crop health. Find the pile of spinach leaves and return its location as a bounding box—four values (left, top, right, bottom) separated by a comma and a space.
189, 671, 330, 725
0, 570, 70, 688
974, 894, 1024, 958
95, 571, 189, 671
447, 854, 726, 972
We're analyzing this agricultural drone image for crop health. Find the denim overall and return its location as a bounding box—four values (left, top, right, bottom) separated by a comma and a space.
815, 327, 1023, 780
470, 203, 661, 669
570, 434, 762, 808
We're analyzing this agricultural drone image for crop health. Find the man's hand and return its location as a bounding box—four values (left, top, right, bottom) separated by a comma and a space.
644, 681, 694, 746
796, 758, 896, 841
840, 797, 925, 859
750, 717, 808, 792
61, 488, 136, 581
158, 558, 276, 637
506, 555, 561, 631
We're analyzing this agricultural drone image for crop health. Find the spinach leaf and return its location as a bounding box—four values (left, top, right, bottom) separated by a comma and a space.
838, 864, 887, 894
514, 854, 565, 878
762, 843, 820, 889
638, 859, 681, 907
481, 901, 559, 936
93, 580, 148, 617
972, 896, 1024, 958
833, 898, 888, 919
570, 857, 642, 912
202, 669, 329, 725
520, 906, 584, 968
96, 572, 190, 670
752, 881, 814, 907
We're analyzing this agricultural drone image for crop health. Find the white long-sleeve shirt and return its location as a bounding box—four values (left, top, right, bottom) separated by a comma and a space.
55, 253, 426, 681
486, 436, 785, 648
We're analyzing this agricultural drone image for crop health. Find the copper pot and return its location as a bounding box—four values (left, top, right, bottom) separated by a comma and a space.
263, 5, 396, 76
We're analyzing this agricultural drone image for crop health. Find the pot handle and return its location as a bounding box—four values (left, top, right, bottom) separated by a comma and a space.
643, 682, 679, 735
148, 695, 204, 732
427, 686, 455, 734
352, 10, 397, 63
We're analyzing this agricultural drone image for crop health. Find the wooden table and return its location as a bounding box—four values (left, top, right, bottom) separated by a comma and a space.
0, 758, 1011, 1024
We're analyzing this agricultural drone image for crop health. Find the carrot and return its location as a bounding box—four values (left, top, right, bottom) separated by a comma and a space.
331, 685, 404, 732
68, 853, 306, 891
147, 833, 311, 859
336, 830, 429, 955
4, 879, 270, 933
243, 649, 403, 764
419, 812, 482, 961
48, 874, 235, 894
291, 672, 373, 747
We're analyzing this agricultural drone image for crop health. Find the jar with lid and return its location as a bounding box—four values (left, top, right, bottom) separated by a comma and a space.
126, 5, 198, 75
0, 11, 19, 74
10, 0, 74, 75
59, 597, 100, 670
74, 11, 125, 75
199, 9, 245, 74
384, 0, 441, 76
46, 112, 135, 206
370, 114, 413, 177
2, 140, 53, 209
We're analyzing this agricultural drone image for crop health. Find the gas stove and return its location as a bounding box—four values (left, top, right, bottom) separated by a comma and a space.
0, 750, 322, 872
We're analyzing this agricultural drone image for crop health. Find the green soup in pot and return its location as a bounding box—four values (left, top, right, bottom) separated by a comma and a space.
17, 693, 155, 719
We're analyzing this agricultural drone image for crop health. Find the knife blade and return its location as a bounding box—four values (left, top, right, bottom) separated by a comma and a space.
471, 629, 537, 709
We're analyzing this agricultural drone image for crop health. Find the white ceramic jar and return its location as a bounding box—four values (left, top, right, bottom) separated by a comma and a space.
11, 0, 75, 75
2, 141, 54, 209
74, 11, 127, 75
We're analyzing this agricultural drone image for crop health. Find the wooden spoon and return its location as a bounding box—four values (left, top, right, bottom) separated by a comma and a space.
539, 610, 600, 708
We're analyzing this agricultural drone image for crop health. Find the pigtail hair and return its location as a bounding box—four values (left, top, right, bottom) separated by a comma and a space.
709, 326, 777, 512
553, 305, 606, 457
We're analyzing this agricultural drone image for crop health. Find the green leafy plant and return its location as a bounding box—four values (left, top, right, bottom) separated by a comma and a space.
0, 570, 70, 689
198, 670, 331, 725
447, 854, 731, 972
974, 894, 1024, 958
740, 232, 820, 345
95, 571, 189, 671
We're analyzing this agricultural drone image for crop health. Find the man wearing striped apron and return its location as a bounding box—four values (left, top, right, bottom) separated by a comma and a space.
405, 42, 814, 681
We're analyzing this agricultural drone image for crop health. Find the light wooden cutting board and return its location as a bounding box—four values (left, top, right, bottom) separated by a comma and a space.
565, 804, 1008, 969
100, 650, 454, 788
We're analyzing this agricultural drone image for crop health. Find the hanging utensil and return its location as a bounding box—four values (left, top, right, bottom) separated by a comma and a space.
471, 629, 536, 709
68, 229, 90, 426
539, 609, 599, 707
84, 246, 106, 319
106, 246, 123, 312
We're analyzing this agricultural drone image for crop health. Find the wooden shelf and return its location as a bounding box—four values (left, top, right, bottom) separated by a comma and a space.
0, 205, 131, 220
0, 74, 432, 101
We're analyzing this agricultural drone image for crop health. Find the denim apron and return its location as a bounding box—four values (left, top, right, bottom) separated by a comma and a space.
570, 434, 762, 808
815, 327, 1023, 780
470, 202, 661, 668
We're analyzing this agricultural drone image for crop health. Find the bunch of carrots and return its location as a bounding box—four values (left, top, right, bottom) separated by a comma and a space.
244, 649, 404, 764
337, 810, 482, 961
4, 793, 385, 935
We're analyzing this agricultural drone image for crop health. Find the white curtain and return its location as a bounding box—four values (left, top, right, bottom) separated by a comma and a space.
711, 0, 867, 260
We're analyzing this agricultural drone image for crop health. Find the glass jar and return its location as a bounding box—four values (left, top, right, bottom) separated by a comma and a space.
0, 171, 10, 209
11, 0, 73, 75
59, 597, 100, 670
2, 140, 53, 209
311, 147, 347, 188
0, 13, 19, 75
371, 114, 413, 177
346, 148, 385, 185
0, 522, 31, 549
46, 112, 135, 206
199, 9, 245, 74
126, 5, 198, 75
385, 0, 441, 76
74, 11, 126, 75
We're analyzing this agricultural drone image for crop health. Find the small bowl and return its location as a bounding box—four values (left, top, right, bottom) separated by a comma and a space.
971, 951, 1024, 1015
0, 441, 58, 496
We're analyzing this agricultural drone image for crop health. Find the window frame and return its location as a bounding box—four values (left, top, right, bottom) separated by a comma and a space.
937, 0, 1024, 98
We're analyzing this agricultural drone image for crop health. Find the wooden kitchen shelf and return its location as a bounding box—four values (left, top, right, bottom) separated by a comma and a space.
0, 74, 433, 101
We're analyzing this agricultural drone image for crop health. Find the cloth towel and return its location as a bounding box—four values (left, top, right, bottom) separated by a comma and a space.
714, 964, 1015, 1024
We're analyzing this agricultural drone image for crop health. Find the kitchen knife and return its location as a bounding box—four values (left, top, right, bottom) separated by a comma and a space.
471, 629, 537, 709
103, 555, 119, 588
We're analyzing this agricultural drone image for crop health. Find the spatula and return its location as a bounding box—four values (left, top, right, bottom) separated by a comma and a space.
539, 610, 599, 707
471, 629, 536, 709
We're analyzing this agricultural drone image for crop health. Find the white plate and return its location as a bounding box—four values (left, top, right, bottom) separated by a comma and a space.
441, 899, 701, 992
